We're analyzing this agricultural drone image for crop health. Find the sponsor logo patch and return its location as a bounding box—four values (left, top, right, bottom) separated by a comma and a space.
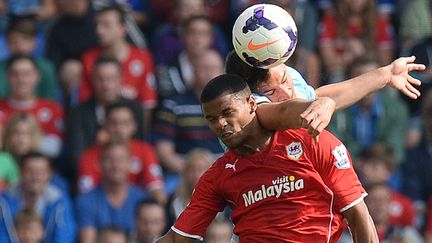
332, 144, 350, 169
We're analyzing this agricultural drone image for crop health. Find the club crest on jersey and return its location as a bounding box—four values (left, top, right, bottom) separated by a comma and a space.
286, 142, 303, 160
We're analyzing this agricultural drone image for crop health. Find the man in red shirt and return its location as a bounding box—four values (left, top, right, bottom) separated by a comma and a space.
78, 101, 165, 204
156, 74, 378, 243
0, 54, 63, 157
79, 5, 157, 135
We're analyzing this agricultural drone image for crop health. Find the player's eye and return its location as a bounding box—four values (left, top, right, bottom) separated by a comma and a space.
263, 89, 275, 96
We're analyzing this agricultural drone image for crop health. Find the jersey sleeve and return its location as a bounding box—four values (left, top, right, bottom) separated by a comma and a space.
138, 50, 158, 108
77, 149, 99, 193
308, 130, 366, 212
288, 67, 316, 100
318, 15, 336, 46
139, 144, 164, 190
173, 165, 226, 239
375, 17, 394, 49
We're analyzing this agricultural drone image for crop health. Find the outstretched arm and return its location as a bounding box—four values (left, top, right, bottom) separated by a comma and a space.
155, 230, 195, 243
343, 201, 379, 243
256, 97, 335, 137
314, 56, 425, 111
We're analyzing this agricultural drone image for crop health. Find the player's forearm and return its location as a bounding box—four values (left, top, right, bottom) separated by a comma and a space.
315, 67, 390, 110
343, 201, 379, 243
256, 98, 311, 130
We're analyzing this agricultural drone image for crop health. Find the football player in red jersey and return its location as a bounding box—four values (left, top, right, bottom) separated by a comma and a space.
156, 74, 378, 243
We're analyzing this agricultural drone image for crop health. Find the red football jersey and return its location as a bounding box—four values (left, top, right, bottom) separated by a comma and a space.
79, 46, 157, 107
0, 99, 63, 136
78, 139, 163, 193
389, 191, 415, 226
173, 129, 366, 242
319, 15, 394, 50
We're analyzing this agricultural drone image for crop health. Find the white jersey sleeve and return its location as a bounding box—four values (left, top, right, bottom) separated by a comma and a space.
287, 67, 316, 101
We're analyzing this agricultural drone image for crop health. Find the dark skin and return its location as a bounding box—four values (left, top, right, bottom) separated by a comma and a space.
155, 89, 378, 243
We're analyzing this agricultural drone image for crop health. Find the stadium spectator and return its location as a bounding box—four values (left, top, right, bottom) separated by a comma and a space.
46, 0, 98, 103
358, 144, 416, 227
318, 0, 395, 83
156, 15, 215, 99
266, 0, 322, 88
130, 199, 167, 243
204, 218, 233, 243
153, 49, 224, 174
156, 74, 378, 242
399, 0, 432, 51
2, 112, 69, 193
75, 139, 148, 243
365, 182, 423, 243
97, 227, 128, 243
14, 208, 44, 243
0, 54, 63, 157
0, 152, 76, 243
152, 0, 228, 65
167, 149, 213, 224
78, 101, 165, 203
401, 90, 432, 226
79, 5, 157, 135
0, 152, 18, 193
328, 56, 409, 162
66, 56, 145, 182
0, 18, 56, 100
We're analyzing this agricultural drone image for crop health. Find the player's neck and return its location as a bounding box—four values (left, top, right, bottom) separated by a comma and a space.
234, 118, 274, 156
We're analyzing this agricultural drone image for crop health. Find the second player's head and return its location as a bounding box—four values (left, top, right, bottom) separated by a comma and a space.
225, 50, 295, 102
200, 74, 257, 149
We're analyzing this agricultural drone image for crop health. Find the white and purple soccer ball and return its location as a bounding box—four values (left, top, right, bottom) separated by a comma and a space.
232, 4, 298, 69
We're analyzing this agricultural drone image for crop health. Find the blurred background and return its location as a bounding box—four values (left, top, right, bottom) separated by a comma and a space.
0, 0, 430, 242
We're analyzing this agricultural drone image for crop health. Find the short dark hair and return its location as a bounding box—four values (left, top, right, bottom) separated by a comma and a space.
14, 208, 43, 228
20, 151, 51, 170
94, 55, 122, 71
96, 5, 127, 24
360, 143, 395, 172
100, 138, 131, 160
92, 55, 122, 82
179, 15, 212, 34
106, 101, 136, 121
200, 74, 250, 103
135, 198, 165, 218
225, 50, 269, 91
6, 54, 37, 71
6, 17, 37, 37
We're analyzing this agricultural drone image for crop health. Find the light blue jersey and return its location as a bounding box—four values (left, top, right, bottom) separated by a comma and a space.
219, 66, 315, 152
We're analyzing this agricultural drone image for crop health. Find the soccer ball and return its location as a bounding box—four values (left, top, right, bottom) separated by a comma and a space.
232, 4, 298, 69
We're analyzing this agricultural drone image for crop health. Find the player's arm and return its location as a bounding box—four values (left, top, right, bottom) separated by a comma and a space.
314, 56, 424, 110
155, 230, 195, 243
343, 200, 379, 243
256, 97, 335, 137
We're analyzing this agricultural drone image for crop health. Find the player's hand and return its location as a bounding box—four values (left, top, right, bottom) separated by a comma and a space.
387, 56, 425, 99
300, 97, 336, 140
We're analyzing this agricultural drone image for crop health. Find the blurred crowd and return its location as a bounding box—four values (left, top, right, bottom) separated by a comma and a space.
0, 0, 430, 242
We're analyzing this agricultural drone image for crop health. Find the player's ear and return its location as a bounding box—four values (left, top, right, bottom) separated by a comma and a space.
247, 94, 257, 113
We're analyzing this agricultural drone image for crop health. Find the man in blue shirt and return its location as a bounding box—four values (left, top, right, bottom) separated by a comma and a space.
75, 139, 148, 243
0, 152, 76, 243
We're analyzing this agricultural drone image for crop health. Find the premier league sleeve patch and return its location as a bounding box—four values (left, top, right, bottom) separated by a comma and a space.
286, 142, 303, 160
332, 144, 350, 169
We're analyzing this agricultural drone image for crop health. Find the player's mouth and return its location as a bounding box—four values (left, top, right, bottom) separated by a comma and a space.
221, 131, 234, 139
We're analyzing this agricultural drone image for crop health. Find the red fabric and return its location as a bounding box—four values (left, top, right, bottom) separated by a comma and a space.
79, 46, 157, 107
0, 99, 63, 136
318, 15, 394, 50
78, 139, 163, 193
388, 191, 415, 226
173, 129, 366, 242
